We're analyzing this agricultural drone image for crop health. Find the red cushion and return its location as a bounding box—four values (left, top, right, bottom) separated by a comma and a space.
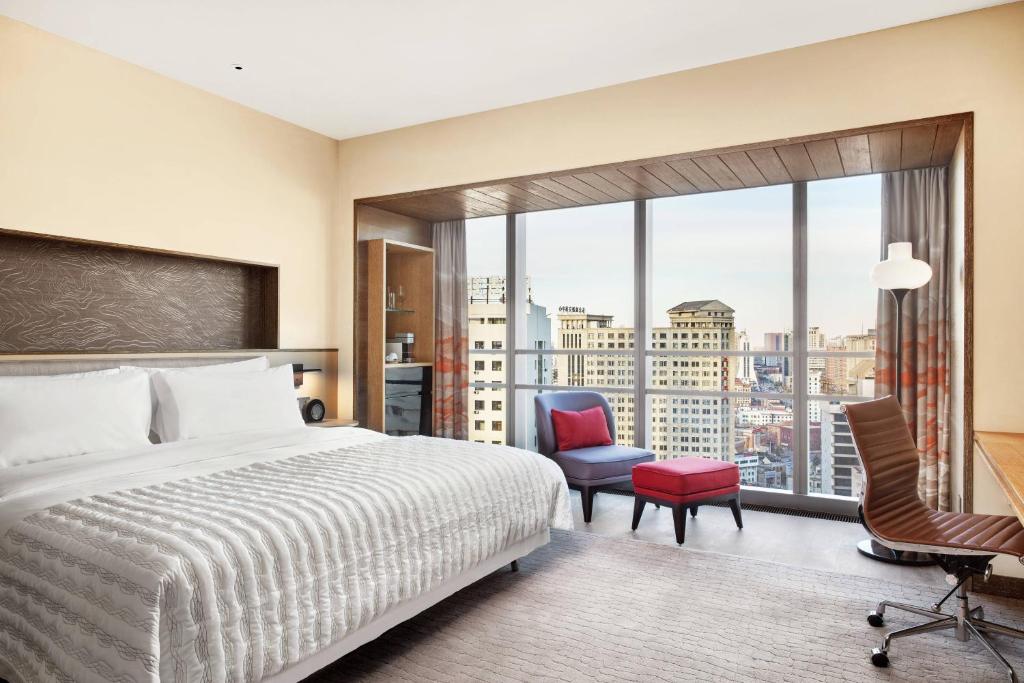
632, 457, 739, 496
634, 484, 740, 506
550, 406, 613, 452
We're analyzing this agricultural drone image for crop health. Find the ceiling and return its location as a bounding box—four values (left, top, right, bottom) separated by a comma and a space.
0, 1, 1008, 140
363, 115, 967, 222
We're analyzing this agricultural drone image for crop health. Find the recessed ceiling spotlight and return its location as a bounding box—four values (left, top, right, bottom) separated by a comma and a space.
232, 64, 243, 71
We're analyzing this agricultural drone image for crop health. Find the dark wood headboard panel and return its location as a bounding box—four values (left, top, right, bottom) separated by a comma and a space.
0, 229, 279, 353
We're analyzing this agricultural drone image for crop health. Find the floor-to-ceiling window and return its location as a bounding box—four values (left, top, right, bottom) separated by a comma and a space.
464, 175, 881, 507
806, 175, 880, 498
513, 203, 635, 450
650, 186, 793, 490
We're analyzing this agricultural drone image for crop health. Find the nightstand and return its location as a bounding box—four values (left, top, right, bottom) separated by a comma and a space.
308, 419, 359, 428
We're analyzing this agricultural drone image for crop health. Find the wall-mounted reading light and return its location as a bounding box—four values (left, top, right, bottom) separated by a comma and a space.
292, 363, 322, 388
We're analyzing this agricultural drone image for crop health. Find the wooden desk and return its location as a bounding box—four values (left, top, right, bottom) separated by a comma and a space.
975, 431, 1024, 523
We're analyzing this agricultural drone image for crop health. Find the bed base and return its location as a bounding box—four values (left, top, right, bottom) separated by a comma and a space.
263, 528, 550, 683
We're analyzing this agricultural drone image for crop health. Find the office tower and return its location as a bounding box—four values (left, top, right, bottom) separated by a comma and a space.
468, 276, 551, 447
556, 300, 735, 461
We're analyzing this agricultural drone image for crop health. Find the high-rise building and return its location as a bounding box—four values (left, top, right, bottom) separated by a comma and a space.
468, 277, 551, 447
735, 329, 753, 382
761, 330, 793, 382
555, 299, 735, 461
807, 371, 822, 423
820, 403, 863, 497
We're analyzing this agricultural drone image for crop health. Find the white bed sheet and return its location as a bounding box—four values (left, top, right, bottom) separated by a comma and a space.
0, 428, 571, 683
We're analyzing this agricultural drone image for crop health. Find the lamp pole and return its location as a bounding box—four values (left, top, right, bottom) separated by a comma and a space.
891, 287, 908, 402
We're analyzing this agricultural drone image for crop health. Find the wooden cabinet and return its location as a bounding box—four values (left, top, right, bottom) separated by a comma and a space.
366, 239, 434, 432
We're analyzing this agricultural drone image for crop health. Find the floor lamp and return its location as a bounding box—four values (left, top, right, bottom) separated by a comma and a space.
857, 241, 935, 565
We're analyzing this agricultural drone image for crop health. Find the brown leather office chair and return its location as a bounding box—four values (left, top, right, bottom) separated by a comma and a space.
845, 396, 1024, 682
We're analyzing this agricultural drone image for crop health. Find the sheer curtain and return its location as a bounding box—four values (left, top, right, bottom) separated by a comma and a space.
432, 220, 469, 439
875, 167, 951, 510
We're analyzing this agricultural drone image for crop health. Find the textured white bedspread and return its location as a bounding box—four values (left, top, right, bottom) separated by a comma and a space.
0, 428, 572, 683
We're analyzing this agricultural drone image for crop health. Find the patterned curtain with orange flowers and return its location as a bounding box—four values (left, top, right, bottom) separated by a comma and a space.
432, 220, 469, 439
875, 167, 951, 511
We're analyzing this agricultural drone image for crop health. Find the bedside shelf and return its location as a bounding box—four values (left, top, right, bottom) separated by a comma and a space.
385, 361, 433, 369
385, 308, 415, 314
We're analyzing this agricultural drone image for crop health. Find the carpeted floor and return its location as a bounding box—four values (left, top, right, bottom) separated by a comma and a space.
309, 530, 1024, 682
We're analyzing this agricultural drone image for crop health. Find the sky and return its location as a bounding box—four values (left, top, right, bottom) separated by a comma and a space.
466, 174, 881, 346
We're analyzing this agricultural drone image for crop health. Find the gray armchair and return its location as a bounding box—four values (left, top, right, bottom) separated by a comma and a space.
534, 391, 655, 523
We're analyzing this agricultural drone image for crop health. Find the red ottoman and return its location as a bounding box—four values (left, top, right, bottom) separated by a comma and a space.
631, 457, 742, 545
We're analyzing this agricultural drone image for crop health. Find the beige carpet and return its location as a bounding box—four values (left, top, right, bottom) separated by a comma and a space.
309, 530, 1024, 682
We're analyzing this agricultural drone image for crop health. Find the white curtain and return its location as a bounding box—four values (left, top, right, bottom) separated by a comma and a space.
432, 220, 469, 439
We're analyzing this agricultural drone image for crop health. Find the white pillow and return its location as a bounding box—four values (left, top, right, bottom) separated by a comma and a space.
152, 364, 303, 441
0, 369, 152, 467
123, 357, 270, 442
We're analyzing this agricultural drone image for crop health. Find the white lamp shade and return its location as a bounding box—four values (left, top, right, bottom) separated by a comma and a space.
870, 242, 932, 290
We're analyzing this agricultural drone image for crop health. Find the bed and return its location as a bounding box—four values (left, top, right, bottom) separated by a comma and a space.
0, 424, 572, 683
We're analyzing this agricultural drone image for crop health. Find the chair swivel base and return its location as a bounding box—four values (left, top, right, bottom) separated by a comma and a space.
867, 563, 1024, 682
857, 538, 937, 566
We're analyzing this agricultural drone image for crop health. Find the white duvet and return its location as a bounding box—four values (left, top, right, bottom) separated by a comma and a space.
0, 428, 572, 683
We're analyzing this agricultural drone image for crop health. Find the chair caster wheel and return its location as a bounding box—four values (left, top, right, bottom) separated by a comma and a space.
871, 649, 889, 668
867, 612, 884, 627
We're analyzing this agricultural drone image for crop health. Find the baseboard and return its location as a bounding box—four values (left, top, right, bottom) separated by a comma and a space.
974, 574, 1024, 600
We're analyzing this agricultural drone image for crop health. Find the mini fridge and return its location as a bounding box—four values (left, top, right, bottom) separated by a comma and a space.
384, 365, 433, 436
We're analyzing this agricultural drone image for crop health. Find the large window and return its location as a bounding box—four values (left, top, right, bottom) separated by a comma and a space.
514, 203, 634, 448
806, 175, 880, 496
463, 177, 881, 504
650, 186, 793, 489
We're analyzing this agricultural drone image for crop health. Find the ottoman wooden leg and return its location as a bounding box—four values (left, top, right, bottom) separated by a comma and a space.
672, 505, 687, 545
689, 505, 698, 518
631, 496, 646, 530
729, 496, 744, 529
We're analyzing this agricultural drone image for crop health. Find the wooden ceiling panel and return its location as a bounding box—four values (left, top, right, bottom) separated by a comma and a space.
719, 152, 767, 188
531, 177, 596, 205
618, 166, 677, 197
482, 183, 560, 211
745, 148, 792, 184
360, 114, 967, 223
574, 172, 634, 201
804, 139, 845, 179
513, 180, 581, 209
693, 156, 743, 190
641, 161, 698, 195
666, 158, 720, 192
460, 189, 510, 215
869, 129, 902, 172
598, 168, 666, 198
931, 122, 962, 166
473, 186, 540, 213
900, 124, 937, 169
836, 135, 872, 175
775, 143, 818, 182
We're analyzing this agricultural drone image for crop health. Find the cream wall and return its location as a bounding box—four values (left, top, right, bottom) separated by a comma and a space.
0, 16, 339, 353
337, 3, 1024, 516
